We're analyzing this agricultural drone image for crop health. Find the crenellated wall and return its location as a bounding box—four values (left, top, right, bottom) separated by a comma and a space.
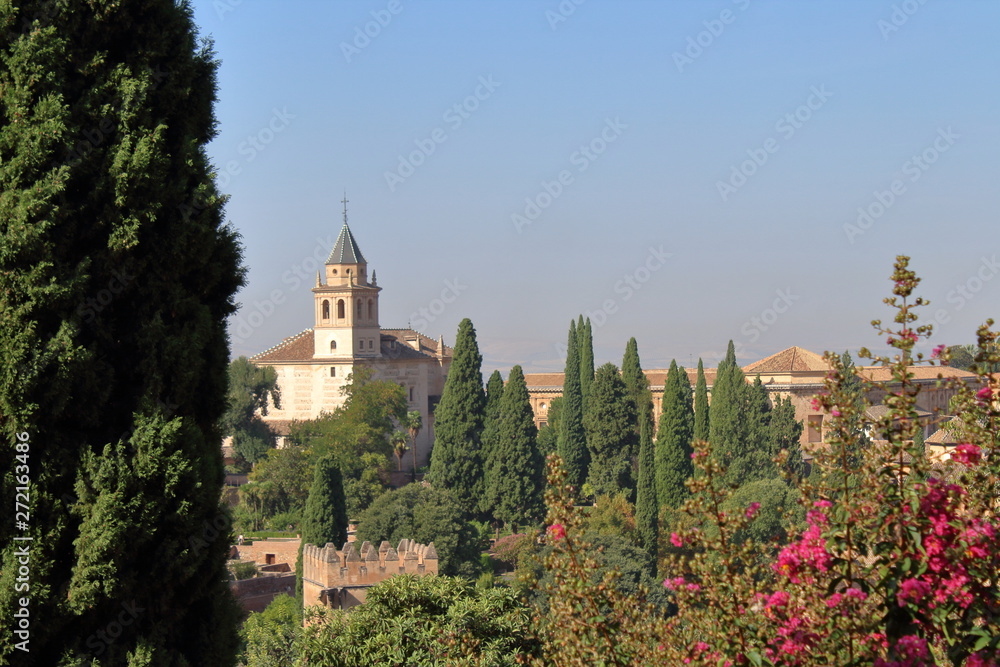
302, 538, 438, 610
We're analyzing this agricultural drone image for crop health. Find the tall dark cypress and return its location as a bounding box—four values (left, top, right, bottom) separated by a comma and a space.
0, 3, 243, 663
584, 363, 637, 498
655, 360, 694, 508
635, 409, 658, 572
297, 455, 349, 597
479, 370, 505, 516
578, 315, 595, 403
728, 375, 776, 484
428, 318, 486, 516
484, 366, 544, 529
558, 320, 588, 490
694, 358, 710, 442
709, 341, 748, 482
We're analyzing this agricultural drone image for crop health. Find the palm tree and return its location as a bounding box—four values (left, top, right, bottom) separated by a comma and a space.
406, 410, 423, 477
390, 430, 409, 472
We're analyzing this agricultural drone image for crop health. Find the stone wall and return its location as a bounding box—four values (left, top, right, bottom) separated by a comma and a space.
302, 538, 438, 610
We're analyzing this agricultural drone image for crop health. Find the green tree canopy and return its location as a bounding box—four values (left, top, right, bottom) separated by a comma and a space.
558, 319, 589, 490
655, 360, 694, 509
694, 358, 710, 441
223, 356, 280, 466
584, 363, 637, 498
484, 366, 544, 529
428, 318, 486, 516
356, 484, 482, 577
0, 1, 243, 662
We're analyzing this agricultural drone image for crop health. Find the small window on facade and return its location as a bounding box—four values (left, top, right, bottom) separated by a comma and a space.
332, 269, 338, 275
322, 300, 330, 319
368, 340, 374, 350
540, 402, 547, 411
359, 341, 364, 351
330, 367, 336, 377
330, 340, 336, 351
368, 298, 374, 318
409, 387, 414, 401
337, 299, 345, 318
358, 300, 363, 317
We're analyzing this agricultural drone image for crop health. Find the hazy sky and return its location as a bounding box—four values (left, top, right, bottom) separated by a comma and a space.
190, 0, 1000, 377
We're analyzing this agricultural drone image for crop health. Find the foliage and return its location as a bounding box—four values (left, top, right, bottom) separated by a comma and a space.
480, 369, 505, 516
0, 1, 244, 662
577, 315, 595, 403
489, 533, 536, 571
342, 452, 390, 519
655, 360, 694, 509
238, 594, 303, 667
536, 397, 561, 458
558, 319, 589, 491
694, 358, 711, 441
297, 574, 539, 666
356, 483, 483, 577
621, 336, 652, 431
301, 455, 349, 549
428, 318, 486, 517
483, 366, 545, 529
584, 363, 638, 499
289, 365, 406, 472
530, 256, 1000, 666
230, 560, 258, 581
224, 357, 281, 467
405, 409, 422, 476
235, 445, 311, 532
635, 410, 658, 570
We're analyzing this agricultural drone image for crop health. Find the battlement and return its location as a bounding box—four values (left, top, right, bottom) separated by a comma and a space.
301, 538, 438, 610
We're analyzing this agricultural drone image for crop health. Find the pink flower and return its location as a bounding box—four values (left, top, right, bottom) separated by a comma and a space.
745, 502, 761, 519
670, 532, 684, 548
547, 523, 566, 540
896, 578, 931, 606
976, 386, 993, 402
931, 344, 946, 359
831, 408, 842, 417
952, 443, 981, 466
810, 396, 822, 411
665, 576, 686, 590
814, 500, 833, 508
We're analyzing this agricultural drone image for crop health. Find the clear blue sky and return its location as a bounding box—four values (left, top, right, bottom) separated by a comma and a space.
189, 0, 1000, 376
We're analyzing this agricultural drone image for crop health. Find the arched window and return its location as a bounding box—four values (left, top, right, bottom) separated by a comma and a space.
357, 300, 363, 318
368, 299, 374, 320
409, 387, 414, 401
330, 367, 336, 377
330, 340, 337, 351
322, 300, 330, 319
337, 299, 345, 318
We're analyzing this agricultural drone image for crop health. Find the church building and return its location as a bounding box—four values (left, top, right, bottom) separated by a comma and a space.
250, 211, 452, 471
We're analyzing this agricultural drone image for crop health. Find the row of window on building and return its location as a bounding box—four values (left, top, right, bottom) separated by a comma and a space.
321, 298, 376, 321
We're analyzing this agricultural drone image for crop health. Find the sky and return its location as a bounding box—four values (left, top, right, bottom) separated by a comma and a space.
189, 0, 1000, 377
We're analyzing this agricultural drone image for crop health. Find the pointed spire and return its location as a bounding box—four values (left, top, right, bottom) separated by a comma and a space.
341, 191, 349, 225
326, 222, 367, 265
372, 270, 377, 286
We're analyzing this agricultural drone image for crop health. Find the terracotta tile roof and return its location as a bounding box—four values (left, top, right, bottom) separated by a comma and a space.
743, 347, 830, 374
523, 373, 566, 390
249, 328, 452, 365
265, 419, 295, 436
926, 419, 961, 445
524, 367, 717, 391
251, 329, 315, 363
864, 405, 932, 421
858, 366, 980, 382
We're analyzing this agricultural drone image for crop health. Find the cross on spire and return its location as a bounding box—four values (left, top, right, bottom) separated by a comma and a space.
341, 191, 349, 224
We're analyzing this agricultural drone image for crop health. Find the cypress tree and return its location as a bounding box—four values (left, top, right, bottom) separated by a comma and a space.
484, 366, 544, 530
578, 315, 595, 403
0, 3, 242, 663
694, 358, 710, 441
655, 360, 695, 508
772, 395, 805, 481
727, 376, 776, 484
584, 363, 637, 498
536, 396, 562, 458
479, 370, 505, 516
296, 455, 349, 598
558, 320, 589, 490
622, 337, 652, 425
429, 318, 486, 516
709, 341, 749, 482
635, 410, 658, 572
301, 456, 349, 548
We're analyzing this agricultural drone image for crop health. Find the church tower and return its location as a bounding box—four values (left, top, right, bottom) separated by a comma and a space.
312, 197, 382, 360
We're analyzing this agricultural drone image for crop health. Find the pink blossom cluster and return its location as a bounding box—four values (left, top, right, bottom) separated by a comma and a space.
773, 502, 832, 585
